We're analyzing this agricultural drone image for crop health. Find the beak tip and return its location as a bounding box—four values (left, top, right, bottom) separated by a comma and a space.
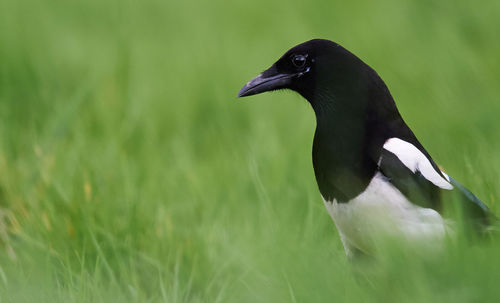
236, 89, 245, 98
237, 89, 244, 98
237, 71, 290, 99
237, 76, 259, 98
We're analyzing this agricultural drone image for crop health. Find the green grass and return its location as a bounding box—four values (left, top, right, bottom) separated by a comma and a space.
1, 0, 500, 301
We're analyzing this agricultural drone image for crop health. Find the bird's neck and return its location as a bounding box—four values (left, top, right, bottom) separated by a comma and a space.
310, 80, 383, 153
307, 80, 402, 201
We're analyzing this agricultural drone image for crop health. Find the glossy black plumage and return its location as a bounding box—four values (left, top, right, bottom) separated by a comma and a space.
238, 39, 493, 232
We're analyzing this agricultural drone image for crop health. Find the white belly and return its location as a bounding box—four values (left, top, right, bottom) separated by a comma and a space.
323, 172, 449, 256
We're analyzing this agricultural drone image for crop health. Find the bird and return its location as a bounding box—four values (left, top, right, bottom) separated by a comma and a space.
237, 39, 495, 258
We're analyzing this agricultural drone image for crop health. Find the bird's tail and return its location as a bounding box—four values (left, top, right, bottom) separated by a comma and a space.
448, 177, 498, 235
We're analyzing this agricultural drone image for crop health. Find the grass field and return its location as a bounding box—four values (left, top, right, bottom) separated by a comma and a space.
1, 0, 500, 302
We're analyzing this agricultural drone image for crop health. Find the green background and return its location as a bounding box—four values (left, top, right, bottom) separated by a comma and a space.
1, 0, 500, 302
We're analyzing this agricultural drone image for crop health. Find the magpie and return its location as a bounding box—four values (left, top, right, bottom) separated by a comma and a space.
237, 39, 495, 257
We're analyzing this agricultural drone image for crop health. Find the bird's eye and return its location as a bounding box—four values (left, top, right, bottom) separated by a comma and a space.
292, 55, 307, 68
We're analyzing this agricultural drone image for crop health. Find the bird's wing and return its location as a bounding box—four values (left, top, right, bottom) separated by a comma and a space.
377, 138, 491, 226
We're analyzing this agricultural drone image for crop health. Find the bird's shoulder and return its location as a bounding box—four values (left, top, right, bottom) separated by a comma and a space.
379, 137, 452, 189
374, 137, 492, 227
374, 137, 450, 210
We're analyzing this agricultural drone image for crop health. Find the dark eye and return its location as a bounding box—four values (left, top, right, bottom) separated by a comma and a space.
292, 54, 307, 68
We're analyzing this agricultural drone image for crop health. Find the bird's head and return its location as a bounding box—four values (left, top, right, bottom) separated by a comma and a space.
237, 39, 376, 110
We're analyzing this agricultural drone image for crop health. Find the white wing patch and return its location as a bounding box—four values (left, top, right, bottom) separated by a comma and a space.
383, 138, 453, 190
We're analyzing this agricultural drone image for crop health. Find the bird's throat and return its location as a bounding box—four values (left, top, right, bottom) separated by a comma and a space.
311, 95, 378, 202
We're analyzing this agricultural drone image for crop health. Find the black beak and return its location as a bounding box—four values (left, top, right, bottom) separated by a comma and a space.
237, 66, 295, 98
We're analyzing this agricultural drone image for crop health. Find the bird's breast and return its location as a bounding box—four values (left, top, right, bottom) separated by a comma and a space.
312, 145, 377, 202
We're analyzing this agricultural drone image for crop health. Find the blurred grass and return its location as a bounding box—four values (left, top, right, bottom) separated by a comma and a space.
0, 0, 500, 302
